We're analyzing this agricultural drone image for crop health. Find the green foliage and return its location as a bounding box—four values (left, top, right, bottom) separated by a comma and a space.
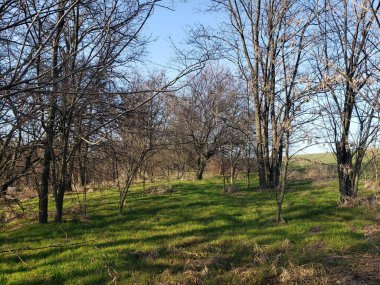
0, 178, 379, 284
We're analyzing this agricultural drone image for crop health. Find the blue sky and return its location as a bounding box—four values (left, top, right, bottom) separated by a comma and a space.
144, 1, 216, 68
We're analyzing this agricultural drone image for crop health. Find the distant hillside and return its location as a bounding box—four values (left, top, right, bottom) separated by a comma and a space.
293, 152, 336, 166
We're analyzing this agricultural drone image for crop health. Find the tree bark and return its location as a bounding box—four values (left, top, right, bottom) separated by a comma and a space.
276, 127, 290, 223
39, 146, 51, 224
55, 183, 65, 222
336, 142, 355, 200
196, 156, 207, 180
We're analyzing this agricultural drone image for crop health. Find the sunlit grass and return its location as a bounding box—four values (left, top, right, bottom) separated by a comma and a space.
1, 177, 379, 284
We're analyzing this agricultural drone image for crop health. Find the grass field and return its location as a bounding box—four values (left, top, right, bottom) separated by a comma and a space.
1, 177, 379, 284
293, 152, 336, 165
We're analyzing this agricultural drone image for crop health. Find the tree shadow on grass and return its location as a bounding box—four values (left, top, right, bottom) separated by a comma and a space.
1, 178, 378, 284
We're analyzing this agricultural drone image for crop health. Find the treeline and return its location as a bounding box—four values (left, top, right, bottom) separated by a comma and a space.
1, 0, 380, 224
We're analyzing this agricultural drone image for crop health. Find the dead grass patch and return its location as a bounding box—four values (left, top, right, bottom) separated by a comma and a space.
304, 241, 326, 252
279, 262, 329, 285
223, 184, 240, 194
363, 223, 380, 243
339, 194, 380, 209
131, 249, 159, 260
325, 253, 380, 285
149, 185, 173, 195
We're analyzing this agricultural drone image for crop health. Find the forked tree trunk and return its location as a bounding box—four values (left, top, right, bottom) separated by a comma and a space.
256, 142, 282, 189
39, 1, 65, 224
196, 157, 207, 180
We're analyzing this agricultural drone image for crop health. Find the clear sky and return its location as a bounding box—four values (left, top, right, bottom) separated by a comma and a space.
143, 1, 216, 69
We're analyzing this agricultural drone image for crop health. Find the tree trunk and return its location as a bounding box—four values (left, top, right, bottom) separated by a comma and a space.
39, 120, 55, 224
54, 121, 71, 222
230, 164, 234, 184
221, 159, 227, 192
142, 168, 146, 197
196, 157, 207, 180
79, 145, 88, 187
276, 130, 289, 223
39, 146, 51, 224
55, 147, 70, 223
256, 145, 267, 188
40, 1, 64, 223
246, 148, 251, 190
270, 144, 283, 188
246, 168, 250, 190
55, 183, 65, 222
336, 142, 355, 200
254, 111, 267, 188
375, 152, 379, 185
66, 157, 75, 192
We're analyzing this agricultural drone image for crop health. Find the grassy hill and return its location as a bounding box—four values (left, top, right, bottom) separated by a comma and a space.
1, 177, 379, 284
293, 152, 336, 165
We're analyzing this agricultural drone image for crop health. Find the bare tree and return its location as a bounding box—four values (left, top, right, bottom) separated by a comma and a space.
311, 0, 380, 200
1, 0, 192, 223
172, 66, 239, 180
0, 95, 41, 196
111, 78, 169, 213
189, 0, 317, 190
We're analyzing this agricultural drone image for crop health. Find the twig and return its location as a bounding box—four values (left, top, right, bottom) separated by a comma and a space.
7, 247, 28, 266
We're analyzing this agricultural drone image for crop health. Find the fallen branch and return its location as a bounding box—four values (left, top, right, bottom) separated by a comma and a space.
0, 238, 96, 254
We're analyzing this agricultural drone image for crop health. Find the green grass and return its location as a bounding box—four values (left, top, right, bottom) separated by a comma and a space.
1, 177, 379, 284
294, 152, 336, 165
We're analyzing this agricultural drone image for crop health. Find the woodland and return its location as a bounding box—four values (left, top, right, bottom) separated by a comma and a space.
1, 0, 380, 284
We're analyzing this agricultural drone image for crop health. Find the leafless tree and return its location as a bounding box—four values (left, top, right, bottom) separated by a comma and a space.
311, 0, 380, 200
171, 66, 240, 180
1, 0, 208, 223
189, 0, 317, 190
110, 77, 170, 213
0, 95, 41, 196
